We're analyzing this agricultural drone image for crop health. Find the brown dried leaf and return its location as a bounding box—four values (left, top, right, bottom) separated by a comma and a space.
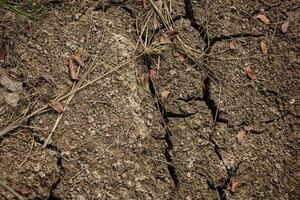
0, 49, 6, 61
236, 130, 247, 144
231, 180, 242, 193
160, 30, 178, 44
73, 50, 85, 67
0, 74, 23, 93
245, 67, 257, 80
153, 14, 160, 30
48, 99, 64, 113
41, 74, 55, 86
229, 40, 237, 49
173, 51, 188, 63
68, 57, 78, 81
256, 14, 270, 24
260, 41, 268, 55
281, 21, 289, 33
244, 124, 254, 131
141, 73, 150, 92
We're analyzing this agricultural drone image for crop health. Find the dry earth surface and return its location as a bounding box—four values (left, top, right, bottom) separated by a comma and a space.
0, 0, 299, 200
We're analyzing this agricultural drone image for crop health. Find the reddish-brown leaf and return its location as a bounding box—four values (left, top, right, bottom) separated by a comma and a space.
231, 180, 242, 193
236, 130, 247, 144
48, 99, 64, 113
73, 50, 85, 67
260, 41, 268, 55
160, 30, 178, 44
229, 40, 237, 49
173, 51, 188, 63
0, 49, 6, 61
153, 14, 160, 30
256, 14, 270, 24
68, 57, 78, 81
245, 67, 257, 80
281, 21, 289, 33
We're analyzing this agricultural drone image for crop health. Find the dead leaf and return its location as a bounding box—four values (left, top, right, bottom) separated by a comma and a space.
68, 57, 78, 81
256, 14, 270, 24
73, 50, 85, 67
231, 180, 242, 192
0, 74, 23, 93
173, 51, 188, 63
245, 67, 257, 80
236, 130, 247, 144
281, 21, 289, 33
41, 74, 55, 86
141, 73, 150, 92
229, 40, 237, 49
5, 92, 20, 107
48, 99, 64, 113
260, 41, 268, 55
160, 30, 178, 44
244, 124, 254, 131
0, 49, 6, 61
153, 14, 160, 30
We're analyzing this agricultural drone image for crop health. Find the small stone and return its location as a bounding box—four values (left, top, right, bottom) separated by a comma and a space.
5, 92, 19, 107
34, 163, 41, 172
87, 116, 95, 124
74, 13, 82, 20
64, 121, 70, 126
77, 195, 85, 200
38, 171, 46, 178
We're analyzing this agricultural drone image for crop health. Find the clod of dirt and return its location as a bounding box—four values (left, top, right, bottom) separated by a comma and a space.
244, 125, 254, 131
256, 14, 270, 24
48, 99, 64, 113
245, 67, 257, 80
0, 74, 23, 93
260, 41, 268, 55
4, 92, 20, 107
281, 21, 289, 33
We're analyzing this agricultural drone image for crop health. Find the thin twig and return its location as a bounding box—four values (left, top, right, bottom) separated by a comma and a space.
18, 137, 35, 168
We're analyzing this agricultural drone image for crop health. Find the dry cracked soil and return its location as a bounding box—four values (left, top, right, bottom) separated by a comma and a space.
0, 0, 299, 200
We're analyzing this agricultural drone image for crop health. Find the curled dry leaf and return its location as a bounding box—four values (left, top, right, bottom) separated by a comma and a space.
281, 21, 289, 33
73, 50, 85, 67
41, 74, 55, 86
153, 14, 160, 30
173, 51, 188, 63
245, 67, 257, 80
231, 180, 242, 193
256, 14, 270, 24
141, 73, 150, 92
229, 40, 237, 49
160, 30, 178, 44
236, 130, 247, 144
0, 74, 23, 93
0, 49, 6, 61
48, 99, 64, 113
68, 57, 78, 81
260, 41, 268, 55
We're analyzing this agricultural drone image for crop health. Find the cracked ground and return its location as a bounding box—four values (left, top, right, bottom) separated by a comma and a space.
0, 0, 299, 199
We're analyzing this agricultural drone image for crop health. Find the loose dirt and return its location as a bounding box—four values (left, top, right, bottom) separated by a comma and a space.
0, 0, 299, 199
